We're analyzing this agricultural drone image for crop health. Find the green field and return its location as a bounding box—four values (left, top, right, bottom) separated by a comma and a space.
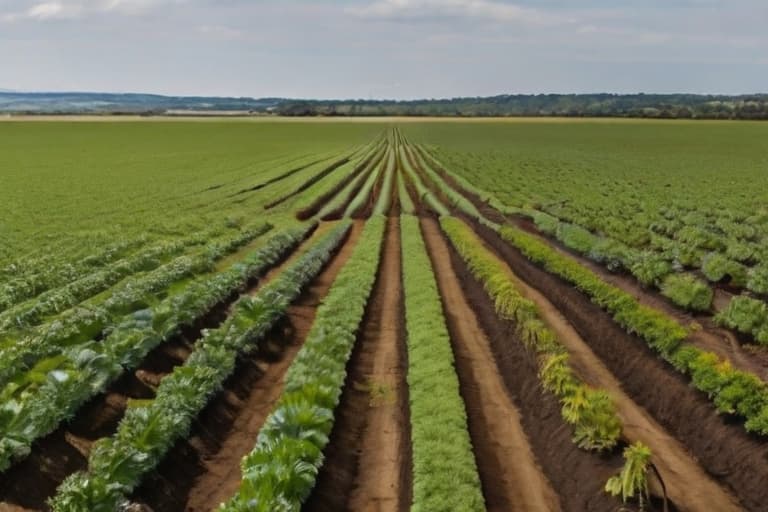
2, 118, 768, 512
0, 121, 380, 264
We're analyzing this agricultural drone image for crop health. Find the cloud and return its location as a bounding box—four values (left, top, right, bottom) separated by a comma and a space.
1, 0, 186, 22
347, 0, 571, 26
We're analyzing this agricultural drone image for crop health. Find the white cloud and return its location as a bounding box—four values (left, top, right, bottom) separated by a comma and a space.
347, 0, 571, 26
1, 0, 186, 22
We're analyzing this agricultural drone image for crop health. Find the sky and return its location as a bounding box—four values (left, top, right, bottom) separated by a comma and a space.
0, 0, 766, 99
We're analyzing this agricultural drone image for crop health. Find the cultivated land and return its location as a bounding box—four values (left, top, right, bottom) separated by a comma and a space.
1, 118, 768, 511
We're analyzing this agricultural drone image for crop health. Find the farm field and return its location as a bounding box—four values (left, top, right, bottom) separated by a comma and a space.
1, 118, 768, 512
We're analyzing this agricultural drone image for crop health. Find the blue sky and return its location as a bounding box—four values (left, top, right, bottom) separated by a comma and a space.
0, 0, 765, 99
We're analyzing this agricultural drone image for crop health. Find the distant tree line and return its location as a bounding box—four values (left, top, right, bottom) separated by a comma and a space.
275, 94, 768, 119
3, 92, 767, 119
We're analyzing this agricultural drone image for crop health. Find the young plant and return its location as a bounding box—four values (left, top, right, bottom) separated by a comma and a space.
605, 442, 655, 510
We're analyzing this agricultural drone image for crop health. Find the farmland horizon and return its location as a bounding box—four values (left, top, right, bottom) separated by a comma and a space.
3, 90, 767, 119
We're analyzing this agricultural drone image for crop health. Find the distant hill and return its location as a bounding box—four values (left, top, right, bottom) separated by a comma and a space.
0, 92, 283, 114
2, 91, 767, 119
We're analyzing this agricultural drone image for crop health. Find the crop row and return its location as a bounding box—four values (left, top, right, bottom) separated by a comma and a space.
373, 148, 396, 215
410, 141, 768, 437
0, 236, 152, 314
222, 216, 385, 511
399, 215, 485, 511
48, 221, 351, 511
497, 224, 768, 435
344, 147, 385, 217
416, 145, 768, 321
0, 224, 308, 474
313, 142, 388, 220
294, 139, 386, 219
399, 146, 448, 216
440, 216, 622, 451
0, 223, 274, 387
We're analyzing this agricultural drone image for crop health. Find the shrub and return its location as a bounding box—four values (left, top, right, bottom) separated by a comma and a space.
660, 273, 713, 311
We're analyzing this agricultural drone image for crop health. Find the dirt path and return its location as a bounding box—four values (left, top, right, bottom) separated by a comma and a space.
304, 216, 409, 512
420, 218, 561, 512
451, 219, 741, 511
132, 220, 364, 512
346, 217, 409, 511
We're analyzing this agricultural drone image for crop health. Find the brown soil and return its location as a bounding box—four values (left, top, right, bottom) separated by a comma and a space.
304, 216, 410, 512
433, 218, 626, 512
453, 219, 740, 511
420, 218, 562, 512
471, 219, 768, 512
129, 220, 364, 512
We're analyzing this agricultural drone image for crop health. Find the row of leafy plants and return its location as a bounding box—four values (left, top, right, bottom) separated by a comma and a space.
221, 216, 386, 511
0, 223, 274, 387
440, 216, 623, 451
715, 296, 768, 345
403, 136, 659, 508
398, 215, 485, 511
48, 221, 351, 511
344, 146, 386, 217
415, 146, 768, 318
314, 143, 388, 220
497, 223, 768, 435
373, 148, 396, 215
0, 236, 152, 314
398, 145, 448, 216
0, 224, 309, 474
294, 138, 387, 219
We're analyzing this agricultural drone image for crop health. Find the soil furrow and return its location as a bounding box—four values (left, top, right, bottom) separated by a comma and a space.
470, 218, 768, 512
420, 217, 562, 512
430, 216, 625, 512
304, 216, 410, 512
128, 221, 363, 512
456, 220, 741, 511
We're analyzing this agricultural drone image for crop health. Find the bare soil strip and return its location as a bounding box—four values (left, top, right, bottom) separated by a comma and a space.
420, 218, 562, 512
304, 216, 410, 512
129, 221, 364, 512
456, 220, 742, 511
470, 219, 768, 512
431, 216, 624, 512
